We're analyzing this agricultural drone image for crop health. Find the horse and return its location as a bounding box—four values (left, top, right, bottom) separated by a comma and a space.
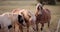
12, 9, 36, 32
35, 3, 51, 31
0, 12, 25, 32
55, 19, 60, 32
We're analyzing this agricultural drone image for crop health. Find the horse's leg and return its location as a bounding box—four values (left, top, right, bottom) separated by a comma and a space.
31, 21, 37, 32
3, 26, 9, 32
19, 25, 23, 32
26, 22, 29, 32
14, 23, 20, 32
36, 22, 38, 32
48, 21, 50, 28
41, 23, 44, 31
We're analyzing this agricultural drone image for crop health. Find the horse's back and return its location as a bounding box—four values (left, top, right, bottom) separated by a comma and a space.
39, 9, 51, 23
44, 9, 51, 14
44, 8, 51, 21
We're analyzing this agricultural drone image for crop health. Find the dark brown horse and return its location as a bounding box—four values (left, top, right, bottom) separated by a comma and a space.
35, 3, 51, 31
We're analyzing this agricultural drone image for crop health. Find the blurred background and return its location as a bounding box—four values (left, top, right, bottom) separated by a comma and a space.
0, 0, 60, 32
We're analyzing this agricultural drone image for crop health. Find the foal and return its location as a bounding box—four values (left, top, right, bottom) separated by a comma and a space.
35, 3, 51, 31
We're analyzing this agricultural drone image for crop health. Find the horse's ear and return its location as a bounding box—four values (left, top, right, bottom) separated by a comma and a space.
36, 5, 42, 11
36, 3, 41, 11
37, 6, 40, 11
36, 5, 39, 11
36, 3, 43, 11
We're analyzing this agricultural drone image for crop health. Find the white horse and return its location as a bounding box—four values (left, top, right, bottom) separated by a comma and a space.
0, 13, 12, 32
0, 12, 25, 32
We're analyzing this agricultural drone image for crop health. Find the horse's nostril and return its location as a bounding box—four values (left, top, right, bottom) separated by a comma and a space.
8, 25, 12, 29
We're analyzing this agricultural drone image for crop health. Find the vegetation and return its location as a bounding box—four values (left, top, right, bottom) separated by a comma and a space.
36, 0, 56, 5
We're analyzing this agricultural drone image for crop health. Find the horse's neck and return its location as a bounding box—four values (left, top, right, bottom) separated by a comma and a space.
11, 14, 18, 21
22, 11, 31, 22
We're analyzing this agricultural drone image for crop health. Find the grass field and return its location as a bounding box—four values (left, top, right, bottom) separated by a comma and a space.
0, 0, 60, 32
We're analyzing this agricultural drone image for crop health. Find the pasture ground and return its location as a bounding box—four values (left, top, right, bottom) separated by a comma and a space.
0, 0, 60, 32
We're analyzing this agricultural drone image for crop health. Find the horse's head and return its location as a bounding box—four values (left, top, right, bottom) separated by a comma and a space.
18, 14, 26, 26
36, 3, 43, 15
36, 3, 43, 11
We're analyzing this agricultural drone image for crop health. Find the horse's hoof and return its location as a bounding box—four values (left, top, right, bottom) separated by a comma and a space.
48, 26, 49, 28
41, 28, 43, 31
48, 25, 50, 28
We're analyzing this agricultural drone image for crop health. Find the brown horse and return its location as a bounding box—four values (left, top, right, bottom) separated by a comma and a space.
12, 9, 36, 32
35, 3, 51, 31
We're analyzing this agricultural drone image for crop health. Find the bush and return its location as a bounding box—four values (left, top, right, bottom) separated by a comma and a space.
36, 0, 56, 5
